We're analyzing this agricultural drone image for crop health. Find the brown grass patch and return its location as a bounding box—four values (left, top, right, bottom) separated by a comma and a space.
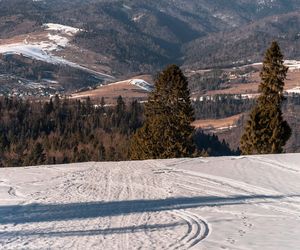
206, 70, 300, 96
70, 81, 149, 104
192, 114, 243, 130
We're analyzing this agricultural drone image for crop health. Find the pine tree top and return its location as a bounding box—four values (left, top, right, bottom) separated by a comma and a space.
259, 41, 288, 104
145, 64, 194, 121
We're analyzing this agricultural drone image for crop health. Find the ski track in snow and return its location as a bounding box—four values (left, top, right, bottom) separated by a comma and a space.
1, 154, 300, 249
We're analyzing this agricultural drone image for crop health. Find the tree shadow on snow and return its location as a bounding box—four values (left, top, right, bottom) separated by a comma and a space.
1, 194, 299, 226
0, 221, 186, 238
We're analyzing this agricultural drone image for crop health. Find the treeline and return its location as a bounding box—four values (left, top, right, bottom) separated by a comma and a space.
193, 130, 240, 156
0, 96, 143, 167
0, 95, 238, 167
192, 94, 300, 120
188, 70, 228, 93
193, 95, 255, 119
1, 93, 299, 167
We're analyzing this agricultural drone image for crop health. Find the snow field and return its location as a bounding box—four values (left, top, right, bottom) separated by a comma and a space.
1, 154, 300, 249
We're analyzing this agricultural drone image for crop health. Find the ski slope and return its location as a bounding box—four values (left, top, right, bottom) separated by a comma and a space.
1, 154, 300, 249
0, 23, 114, 81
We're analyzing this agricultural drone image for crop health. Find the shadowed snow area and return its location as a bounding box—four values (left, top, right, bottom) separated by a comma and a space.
1, 154, 300, 249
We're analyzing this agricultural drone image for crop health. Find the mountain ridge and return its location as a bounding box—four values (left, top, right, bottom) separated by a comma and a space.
1, 0, 300, 95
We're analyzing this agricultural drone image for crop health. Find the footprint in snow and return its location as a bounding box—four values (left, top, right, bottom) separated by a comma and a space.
227, 237, 236, 244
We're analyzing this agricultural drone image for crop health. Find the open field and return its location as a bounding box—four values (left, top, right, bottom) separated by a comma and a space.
192, 114, 243, 131
1, 154, 300, 249
71, 75, 153, 103
206, 70, 300, 96
70, 67, 300, 104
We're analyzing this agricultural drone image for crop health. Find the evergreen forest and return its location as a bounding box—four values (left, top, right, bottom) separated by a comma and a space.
0, 95, 236, 167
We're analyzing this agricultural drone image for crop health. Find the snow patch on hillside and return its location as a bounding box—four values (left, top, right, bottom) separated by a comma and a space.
213, 13, 239, 27
257, 0, 276, 6
0, 44, 112, 79
256, 0, 277, 10
123, 4, 132, 10
0, 23, 113, 79
285, 60, 300, 71
129, 79, 154, 92
247, 60, 300, 71
132, 14, 145, 22
106, 78, 153, 91
286, 87, 300, 94
0, 44, 56, 62
47, 34, 69, 49
43, 23, 82, 36
0, 23, 75, 60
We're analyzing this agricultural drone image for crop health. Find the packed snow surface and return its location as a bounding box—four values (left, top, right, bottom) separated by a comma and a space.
1, 154, 300, 249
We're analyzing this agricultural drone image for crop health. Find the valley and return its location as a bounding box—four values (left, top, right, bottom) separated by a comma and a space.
1, 0, 300, 98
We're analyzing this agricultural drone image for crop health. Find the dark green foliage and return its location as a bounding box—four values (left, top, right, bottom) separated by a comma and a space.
193, 130, 239, 156
240, 41, 291, 154
0, 95, 143, 167
193, 94, 255, 120
130, 64, 196, 159
0, 93, 244, 166
26, 142, 46, 165
188, 69, 228, 93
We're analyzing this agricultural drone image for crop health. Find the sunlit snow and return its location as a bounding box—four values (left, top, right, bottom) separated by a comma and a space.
1, 154, 300, 249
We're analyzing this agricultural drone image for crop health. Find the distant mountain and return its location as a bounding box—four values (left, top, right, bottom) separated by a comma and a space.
184, 11, 300, 69
0, 0, 300, 94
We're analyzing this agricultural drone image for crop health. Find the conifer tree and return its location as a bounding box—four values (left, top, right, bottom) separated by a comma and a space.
130, 64, 195, 159
240, 41, 291, 154
27, 142, 46, 165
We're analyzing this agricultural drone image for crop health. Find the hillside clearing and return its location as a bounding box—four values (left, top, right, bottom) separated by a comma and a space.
192, 114, 243, 131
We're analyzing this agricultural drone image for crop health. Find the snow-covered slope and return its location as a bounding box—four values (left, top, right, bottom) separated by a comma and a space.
0, 23, 79, 60
0, 23, 113, 80
129, 79, 154, 92
107, 78, 153, 92
1, 154, 300, 249
43, 23, 82, 36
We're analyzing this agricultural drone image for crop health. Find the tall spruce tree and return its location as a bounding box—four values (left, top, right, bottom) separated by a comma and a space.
240, 41, 291, 154
130, 64, 195, 159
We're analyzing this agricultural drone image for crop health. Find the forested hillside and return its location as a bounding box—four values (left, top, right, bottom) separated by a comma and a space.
184, 12, 300, 69
0, 96, 142, 166
0, 96, 236, 167
1, 0, 300, 77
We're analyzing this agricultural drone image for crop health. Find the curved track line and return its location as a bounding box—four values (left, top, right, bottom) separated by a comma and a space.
169, 210, 210, 249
